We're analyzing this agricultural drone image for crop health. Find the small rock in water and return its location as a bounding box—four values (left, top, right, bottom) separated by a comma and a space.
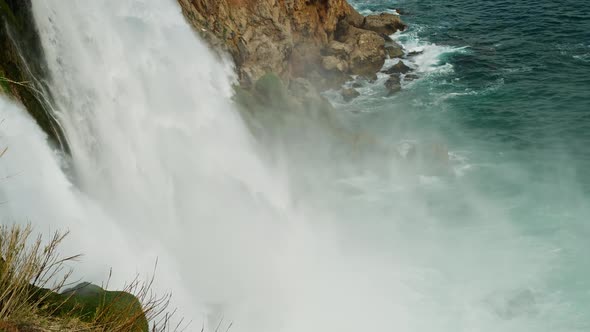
341, 88, 361, 102
385, 42, 404, 58
363, 13, 407, 35
383, 60, 412, 74
407, 50, 424, 57
351, 81, 363, 88
385, 74, 401, 95
404, 73, 419, 81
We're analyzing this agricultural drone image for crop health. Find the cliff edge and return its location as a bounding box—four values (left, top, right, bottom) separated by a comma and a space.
179, 0, 406, 89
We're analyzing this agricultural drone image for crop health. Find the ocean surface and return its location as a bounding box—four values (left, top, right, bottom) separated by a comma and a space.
0, 1, 589, 331
343, 0, 590, 330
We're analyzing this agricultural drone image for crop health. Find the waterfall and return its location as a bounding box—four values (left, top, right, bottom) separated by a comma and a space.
0, 0, 558, 331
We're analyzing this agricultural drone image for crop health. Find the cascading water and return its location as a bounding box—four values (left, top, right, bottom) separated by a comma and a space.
0, 0, 587, 331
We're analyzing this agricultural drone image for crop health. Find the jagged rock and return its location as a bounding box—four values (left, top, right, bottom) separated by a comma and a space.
341, 88, 360, 102
363, 13, 406, 36
341, 26, 386, 78
180, 0, 406, 89
383, 60, 412, 74
325, 40, 353, 57
385, 42, 404, 58
344, 8, 366, 27
322, 55, 349, 72
179, 0, 370, 85
407, 50, 424, 57
385, 75, 401, 95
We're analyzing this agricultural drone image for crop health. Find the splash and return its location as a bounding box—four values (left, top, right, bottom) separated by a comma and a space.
0, 1, 572, 331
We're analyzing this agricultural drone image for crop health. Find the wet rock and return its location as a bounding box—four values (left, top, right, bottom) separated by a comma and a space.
384, 75, 401, 95
363, 13, 406, 36
345, 27, 386, 78
341, 88, 360, 102
407, 50, 424, 57
351, 81, 363, 88
385, 42, 404, 58
383, 60, 411, 74
404, 73, 419, 81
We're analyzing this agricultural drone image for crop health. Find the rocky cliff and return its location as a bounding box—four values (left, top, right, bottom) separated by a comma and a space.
179, 0, 405, 89
0, 0, 68, 150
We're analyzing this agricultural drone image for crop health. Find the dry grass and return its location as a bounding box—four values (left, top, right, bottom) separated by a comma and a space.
0, 224, 78, 323
0, 224, 185, 331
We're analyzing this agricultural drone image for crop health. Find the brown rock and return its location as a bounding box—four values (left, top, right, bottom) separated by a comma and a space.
341, 88, 360, 102
383, 60, 411, 74
384, 75, 401, 95
385, 42, 404, 58
325, 40, 353, 57
363, 13, 406, 36
322, 55, 348, 73
344, 26, 386, 77
179, 0, 406, 90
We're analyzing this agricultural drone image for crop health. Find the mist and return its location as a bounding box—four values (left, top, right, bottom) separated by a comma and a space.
0, 0, 586, 331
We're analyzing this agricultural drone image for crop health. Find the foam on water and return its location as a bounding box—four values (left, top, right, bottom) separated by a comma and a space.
1, 0, 587, 331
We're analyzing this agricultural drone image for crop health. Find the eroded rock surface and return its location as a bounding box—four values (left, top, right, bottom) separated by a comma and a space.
179, 0, 406, 88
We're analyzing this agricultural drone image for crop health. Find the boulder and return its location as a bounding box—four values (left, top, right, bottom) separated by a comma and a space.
344, 26, 386, 78
322, 55, 348, 73
32, 282, 148, 331
325, 40, 353, 57
385, 75, 401, 95
341, 88, 360, 102
383, 60, 411, 74
363, 13, 406, 36
385, 42, 404, 58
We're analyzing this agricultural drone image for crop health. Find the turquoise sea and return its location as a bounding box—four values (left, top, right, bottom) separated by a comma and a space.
1, 1, 589, 330
339, 0, 590, 329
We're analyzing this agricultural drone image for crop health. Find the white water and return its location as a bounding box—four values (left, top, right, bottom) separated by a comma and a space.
0, 1, 564, 331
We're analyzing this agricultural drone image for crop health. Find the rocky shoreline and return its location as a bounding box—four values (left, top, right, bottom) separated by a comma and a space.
179, 0, 417, 101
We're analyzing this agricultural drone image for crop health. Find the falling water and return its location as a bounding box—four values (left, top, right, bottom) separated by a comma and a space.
0, 0, 585, 331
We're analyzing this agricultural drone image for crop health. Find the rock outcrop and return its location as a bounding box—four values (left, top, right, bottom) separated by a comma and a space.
179, 0, 406, 89
0, 0, 68, 151
341, 87, 360, 101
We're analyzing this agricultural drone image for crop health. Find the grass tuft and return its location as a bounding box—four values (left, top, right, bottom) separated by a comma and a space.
0, 224, 185, 331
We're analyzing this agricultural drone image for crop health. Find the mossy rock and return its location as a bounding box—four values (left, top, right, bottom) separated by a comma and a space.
0, 0, 18, 26
32, 282, 148, 332
253, 73, 291, 108
0, 0, 69, 152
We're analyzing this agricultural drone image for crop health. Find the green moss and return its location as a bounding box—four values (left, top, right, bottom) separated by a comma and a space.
253, 73, 292, 108
0, 0, 18, 25
0, 70, 11, 94
31, 283, 148, 332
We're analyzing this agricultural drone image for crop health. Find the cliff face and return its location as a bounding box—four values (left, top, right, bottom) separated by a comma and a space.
0, 0, 68, 151
179, 0, 405, 88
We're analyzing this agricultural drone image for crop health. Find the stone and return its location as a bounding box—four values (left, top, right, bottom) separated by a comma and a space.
385, 42, 404, 58
322, 55, 348, 73
383, 60, 411, 74
407, 50, 424, 57
344, 26, 386, 78
341, 88, 360, 102
180, 0, 406, 89
363, 13, 406, 36
325, 40, 353, 57
384, 75, 401, 95
404, 73, 419, 81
